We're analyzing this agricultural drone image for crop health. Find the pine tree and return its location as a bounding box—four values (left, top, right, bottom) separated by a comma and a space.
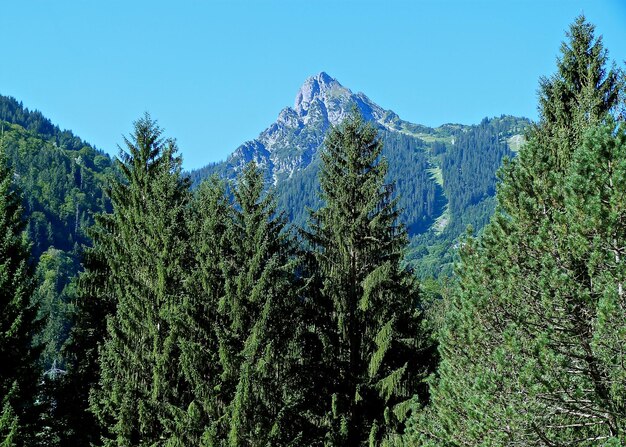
0, 150, 41, 446
304, 111, 434, 446
561, 120, 626, 440
90, 114, 191, 446
409, 16, 625, 446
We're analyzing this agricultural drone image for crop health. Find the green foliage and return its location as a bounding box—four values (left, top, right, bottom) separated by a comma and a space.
221, 163, 306, 446
90, 114, 191, 446
440, 117, 516, 234
383, 131, 446, 235
0, 96, 91, 152
175, 164, 312, 446
176, 176, 230, 446
53, 228, 116, 446
0, 95, 113, 376
0, 149, 42, 446
304, 111, 436, 445
409, 15, 626, 446
33, 248, 77, 369
1, 115, 113, 260
7, 16, 625, 447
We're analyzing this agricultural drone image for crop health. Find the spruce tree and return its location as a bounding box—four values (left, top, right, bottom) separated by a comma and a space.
90, 114, 190, 446
410, 16, 625, 446
304, 111, 434, 446
219, 162, 306, 446
176, 176, 230, 446
0, 150, 41, 446
178, 165, 310, 446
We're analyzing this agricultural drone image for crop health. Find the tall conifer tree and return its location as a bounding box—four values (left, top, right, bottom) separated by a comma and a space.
0, 150, 41, 447
304, 111, 434, 446
219, 163, 306, 446
176, 176, 230, 446
410, 16, 625, 446
90, 114, 190, 446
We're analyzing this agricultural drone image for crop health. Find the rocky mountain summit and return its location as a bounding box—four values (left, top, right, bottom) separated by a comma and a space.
223, 72, 429, 184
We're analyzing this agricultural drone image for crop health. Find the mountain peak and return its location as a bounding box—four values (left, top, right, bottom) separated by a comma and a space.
305, 71, 339, 86
221, 72, 410, 184
312, 71, 335, 83
294, 72, 350, 115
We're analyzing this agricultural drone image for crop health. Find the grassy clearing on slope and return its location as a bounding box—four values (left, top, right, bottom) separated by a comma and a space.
507, 134, 525, 152
426, 165, 443, 187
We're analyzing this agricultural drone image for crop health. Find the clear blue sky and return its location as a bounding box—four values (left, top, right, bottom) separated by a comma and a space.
1, 0, 625, 169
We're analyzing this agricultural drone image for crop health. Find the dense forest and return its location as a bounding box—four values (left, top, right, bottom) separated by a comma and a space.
1, 15, 626, 447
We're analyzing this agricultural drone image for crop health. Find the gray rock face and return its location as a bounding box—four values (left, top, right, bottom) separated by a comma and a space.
224, 72, 410, 184
294, 72, 350, 123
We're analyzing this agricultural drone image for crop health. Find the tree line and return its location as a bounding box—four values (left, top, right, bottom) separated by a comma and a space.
1, 15, 625, 447
2, 107, 434, 446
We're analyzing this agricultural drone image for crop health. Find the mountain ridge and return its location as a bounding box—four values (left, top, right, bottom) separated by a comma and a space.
190, 72, 530, 275
216, 72, 459, 185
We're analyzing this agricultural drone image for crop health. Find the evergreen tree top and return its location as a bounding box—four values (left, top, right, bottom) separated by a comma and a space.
114, 113, 188, 198
536, 15, 622, 166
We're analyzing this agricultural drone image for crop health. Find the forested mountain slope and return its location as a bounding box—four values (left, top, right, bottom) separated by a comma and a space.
190, 73, 530, 276
0, 95, 114, 367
